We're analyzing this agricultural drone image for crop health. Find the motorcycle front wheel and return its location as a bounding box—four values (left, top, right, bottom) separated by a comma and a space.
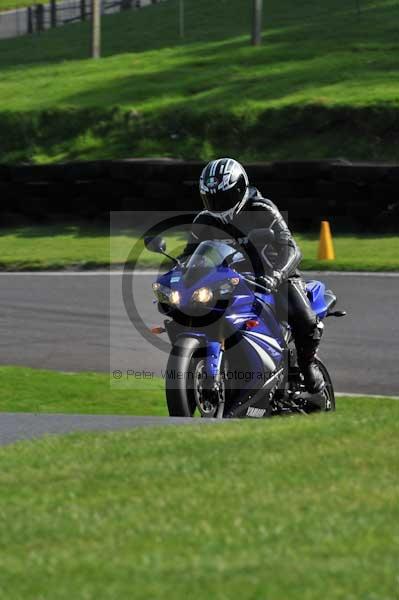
166, 337, 225, 418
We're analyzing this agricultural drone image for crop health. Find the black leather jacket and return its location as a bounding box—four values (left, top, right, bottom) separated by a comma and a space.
181, 187, 302, 282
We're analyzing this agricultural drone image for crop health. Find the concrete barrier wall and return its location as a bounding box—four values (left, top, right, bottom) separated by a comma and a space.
0, 159, 398, 230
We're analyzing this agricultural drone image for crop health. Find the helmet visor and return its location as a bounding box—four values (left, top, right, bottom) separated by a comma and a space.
201, 188, 240, 213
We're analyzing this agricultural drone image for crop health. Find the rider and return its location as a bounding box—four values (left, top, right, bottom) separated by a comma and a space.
180, 157, 324, 394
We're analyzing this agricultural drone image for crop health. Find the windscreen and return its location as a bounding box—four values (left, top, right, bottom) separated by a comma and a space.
183, 240, 243, 284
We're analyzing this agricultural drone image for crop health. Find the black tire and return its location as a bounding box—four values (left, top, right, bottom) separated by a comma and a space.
307, 358, 336, 412
165, 336, 201, 417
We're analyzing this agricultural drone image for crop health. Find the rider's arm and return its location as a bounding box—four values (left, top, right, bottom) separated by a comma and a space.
273, 226, 302, 281
252, 199, 302, 283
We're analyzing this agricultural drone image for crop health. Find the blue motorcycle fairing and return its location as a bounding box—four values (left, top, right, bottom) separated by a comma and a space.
157, 267, 182, 288
160, 269, 331, 321
306, 280, 329, 319
157, 265, 286, 401
158, 265, 244, 310
172, 333, 223, 388
155, 240, 335, 413
241, 330, 283, 372
225, 296, 284, 366
174, 329, 283, 401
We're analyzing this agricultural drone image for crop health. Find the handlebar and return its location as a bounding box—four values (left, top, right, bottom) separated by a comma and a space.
241, 274, 272, 294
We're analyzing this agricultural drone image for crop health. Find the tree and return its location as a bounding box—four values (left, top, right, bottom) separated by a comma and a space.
252, 0, 262, 46
91, 0, 101, 58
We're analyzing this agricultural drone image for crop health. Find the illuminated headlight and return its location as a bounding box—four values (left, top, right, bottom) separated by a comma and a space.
192, 287, 214, 304
152, 283, 180, 306
169, 290, 181, 305
152, 282, 166, 302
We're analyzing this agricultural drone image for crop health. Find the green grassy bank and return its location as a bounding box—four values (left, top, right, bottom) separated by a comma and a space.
3, 104, 399, 164
0, 0, 31, 9
0, 225, 397, 271
1, 0, 399, 162
0, 396, 397, 599
0, 366, 166, 414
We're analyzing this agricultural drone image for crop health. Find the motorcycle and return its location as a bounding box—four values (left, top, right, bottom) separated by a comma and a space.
145, 230, 346, 419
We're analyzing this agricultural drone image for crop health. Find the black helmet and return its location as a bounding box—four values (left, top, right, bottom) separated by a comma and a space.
199, 158, 249, 214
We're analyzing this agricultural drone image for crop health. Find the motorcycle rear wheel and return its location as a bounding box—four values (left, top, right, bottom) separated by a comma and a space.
304, 358, 336, 413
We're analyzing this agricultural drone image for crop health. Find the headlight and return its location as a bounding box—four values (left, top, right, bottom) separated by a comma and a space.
169, 290, 181, 305
192, 287, 214, 304
152, 282, 167, 302
152, 283, 180, 306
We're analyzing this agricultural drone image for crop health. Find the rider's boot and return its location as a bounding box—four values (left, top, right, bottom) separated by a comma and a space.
296, 322, 325, 394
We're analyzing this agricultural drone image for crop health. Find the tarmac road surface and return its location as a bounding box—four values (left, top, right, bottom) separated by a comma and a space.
0, 413, 221, 446
0, 271, 398, 444
0, 271, 397, 395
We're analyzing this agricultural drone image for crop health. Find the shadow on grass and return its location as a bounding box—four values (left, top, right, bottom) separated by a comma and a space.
0, 0, 395, 122
0, 223, 189, 240
0, 224, 113, 238
0, 0, 397, 71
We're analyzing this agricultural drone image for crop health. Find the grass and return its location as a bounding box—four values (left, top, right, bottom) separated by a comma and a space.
0, 225, 186, 270
1, 0, 399, 162
0, 0, 34, 9
0, 366, 167, 414
1, 0, 398, 112
298, 232, 399, 271
0, 396, 397, 599
0, 0, 28, 9
0, 225, 397, 271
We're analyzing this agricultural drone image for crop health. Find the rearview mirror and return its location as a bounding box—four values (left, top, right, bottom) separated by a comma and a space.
144, 236, 166, 254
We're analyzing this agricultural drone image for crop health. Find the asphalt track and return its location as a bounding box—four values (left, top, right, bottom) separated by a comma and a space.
0, 413, 220, 446
0, 271, 398, 444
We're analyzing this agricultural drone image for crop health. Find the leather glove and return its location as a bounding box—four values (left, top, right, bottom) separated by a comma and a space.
258, 271, 282, 294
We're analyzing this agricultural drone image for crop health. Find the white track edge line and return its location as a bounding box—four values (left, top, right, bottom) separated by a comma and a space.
0, 270, 398, 277
336, 392, 399, 400
306, 271, 399, 278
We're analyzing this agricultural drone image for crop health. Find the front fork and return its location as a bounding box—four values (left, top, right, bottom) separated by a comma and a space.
202, 340, 225, 418
204, 341, 223, 381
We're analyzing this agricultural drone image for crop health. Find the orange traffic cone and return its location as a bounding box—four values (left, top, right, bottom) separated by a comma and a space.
318, 221, 335, 260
